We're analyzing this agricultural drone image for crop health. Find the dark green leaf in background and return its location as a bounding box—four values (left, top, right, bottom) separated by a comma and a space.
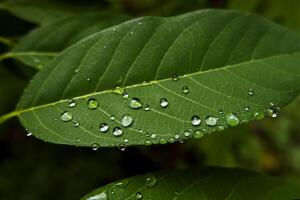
81, 167, 300, 200
1, 9, 300, 148
0, 13, 130, 69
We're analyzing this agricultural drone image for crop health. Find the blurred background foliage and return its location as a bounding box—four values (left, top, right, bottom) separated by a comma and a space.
0, 0, 300, 199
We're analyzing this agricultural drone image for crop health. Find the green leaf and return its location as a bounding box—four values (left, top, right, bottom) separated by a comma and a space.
0, 14, 129, 69
2, 9, 300, 148
81, 166, 300, 200
0, 0, 116, 24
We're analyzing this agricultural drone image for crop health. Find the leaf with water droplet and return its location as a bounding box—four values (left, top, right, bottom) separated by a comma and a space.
3, 10, 300, 148
81, 167, 300, 200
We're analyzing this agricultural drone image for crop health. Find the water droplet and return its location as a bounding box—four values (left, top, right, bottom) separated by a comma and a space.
118, 144, 126, 151
182, 86, 189, 94
144, 104, 150, 111
159, 138, 167, 144
112, 27, 117, 31
219, 109, 224, 114
26, 131, 32, 137
129, 98, 143, 109
86, 191, 107, 200
87, 78, 91, 82
121, 114, 134, 127
138, 22, 142, 25
244, 106, 250, 111
115, 180, 128, 189
160, 98, 169, 108
110, 115, 115, 121
269, 102, 275, 107
122, 92, 129, 99
91, 143, 99, 151
145, 176, 157, 188
150, 133, 157, 139
172, 74, 178, 81
144, 140, 152, 146
112, 127, 123, 137
191, 115, 201, 126
205, 116, 218, 127
135, 192, 143, 199
68, 99, 77, 108
193, 130, 204, 138
217, 125, 225, 131
267, 108, 278, 118
72, 120, 79, 127
225, 113, 240, 127
87, 98, 99, 110
183, 131, 191, 137
124, 139, 129, 143
130, 31, 134, 35
248, 88, 254, 96
74, 68, 79, 73
113, 86, 125, 95
99, 123, 109, 133
254, 111, 265, 120
60, 111, 73, 122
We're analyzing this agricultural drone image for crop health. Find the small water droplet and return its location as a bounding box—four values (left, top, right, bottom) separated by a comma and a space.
121, 114, 134, 127
72, 120, 79, 127
144, 140, 152, 146
26, 132, 32, 137
225, 113, 240, 127
217, 125, 225, 131
87, 78, 91, 82
183, 131, 191, 137
135, 192, 143, 199
138, 22, 142, 25
159, 138, 167, 144
144, 104, 150, 111
145, 176, 157, 188
244, 106, 250, 111
99, 123, 109, 133
254, 111, 265, 120
110, 115, 115, 121
112, 27, 117, 31
60, 111, 73, 122
269, 102, 275, 107
112, 127, 123, 137
87, 98, 99, 110
150, 133, 157, 139
248, 88, 254, 96
129, 98, 143, 109
191, 115, 201, 126
205, 116, 218, 127
68, 99, 77, 108
267, 108, 278, 118
124, 139, 129, 143
219, 109, 224, 114
91, 143, 99, 151
172, 74, 178, 81
112, 86, 125, 95
115, 181, 128, 189
160, 98, 169, 108
182, 86, 189, 94
118, 144, 126, 151
122, 92, 129, 99
74, 68, 79, 73
130, 31, 134, 35
193, 130, 204, 138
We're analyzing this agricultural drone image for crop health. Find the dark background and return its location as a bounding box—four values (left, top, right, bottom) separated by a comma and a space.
0, 0, 300, 199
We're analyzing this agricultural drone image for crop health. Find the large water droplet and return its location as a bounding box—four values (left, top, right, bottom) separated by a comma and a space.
99, 123, 109, 133
145, 175, 157, 188
254, 111, 265, 120
248, 88, 254, 96
191, 115, 201, 126
182, 86, 189, 94
68, 99, 77, 108
225, 113, 240, 127
112, 127, 123, 137
135, 192, 143, 199
267, 108, 278, 118
160, 98, 169, 108
121, 114, 134, 127
129, 98, 143, 109
60, 111, 73, 122
205, 116, 218, 127
91, 143, 100, 151
87, 98, 99, 110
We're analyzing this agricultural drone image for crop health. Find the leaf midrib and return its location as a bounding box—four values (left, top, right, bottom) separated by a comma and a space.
1, 51, 298, 123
